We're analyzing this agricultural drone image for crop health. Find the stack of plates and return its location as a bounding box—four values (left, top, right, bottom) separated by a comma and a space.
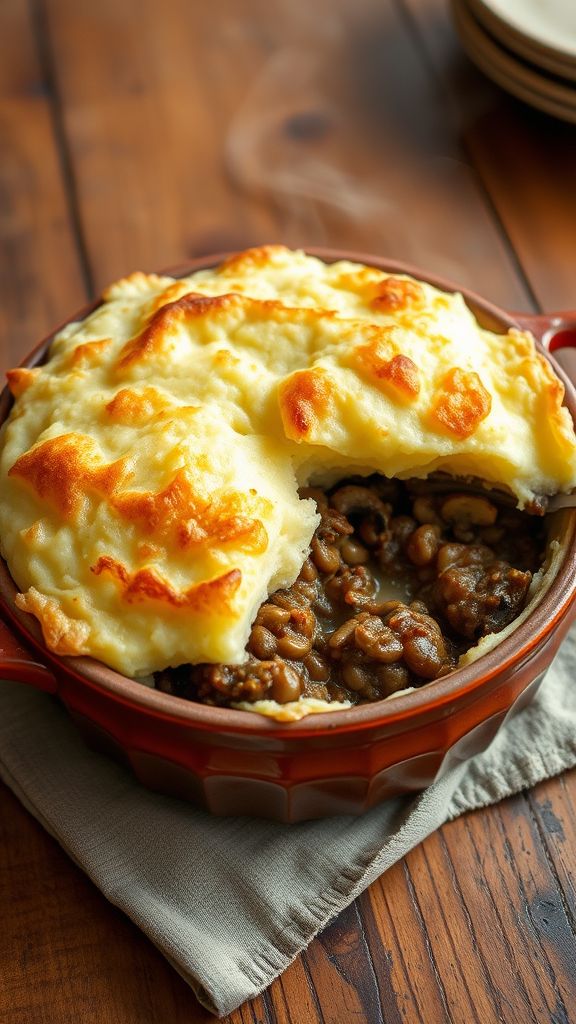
452, 0, 576, 123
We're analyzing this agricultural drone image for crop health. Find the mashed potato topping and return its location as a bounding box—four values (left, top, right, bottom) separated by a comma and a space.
1, 245, 575, 678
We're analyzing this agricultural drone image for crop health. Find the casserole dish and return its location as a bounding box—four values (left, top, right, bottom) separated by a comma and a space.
1, 249, 575, 822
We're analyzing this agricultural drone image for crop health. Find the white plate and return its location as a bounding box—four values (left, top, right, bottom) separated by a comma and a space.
452, 0, 576, 122
468, 0, 576, 81
473, 0, 576, 62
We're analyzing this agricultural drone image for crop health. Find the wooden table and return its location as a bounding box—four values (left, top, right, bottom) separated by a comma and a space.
1, 1, 576, 1020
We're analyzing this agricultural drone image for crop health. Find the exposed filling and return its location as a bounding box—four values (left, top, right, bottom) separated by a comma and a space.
155, 478, 545, 708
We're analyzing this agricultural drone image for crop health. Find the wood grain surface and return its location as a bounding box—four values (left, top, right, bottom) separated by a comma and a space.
1, 1, 576, 1021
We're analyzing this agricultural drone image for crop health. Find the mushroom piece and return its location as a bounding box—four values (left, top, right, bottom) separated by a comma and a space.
440, 493, 498, 529
330, 484, 390, 521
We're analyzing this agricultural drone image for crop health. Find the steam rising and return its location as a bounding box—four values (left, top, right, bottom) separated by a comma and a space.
222, 2, 516, 296
225, 41, 394, 246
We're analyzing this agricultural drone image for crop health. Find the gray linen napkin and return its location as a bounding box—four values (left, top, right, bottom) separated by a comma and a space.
2, 625, 576, 1017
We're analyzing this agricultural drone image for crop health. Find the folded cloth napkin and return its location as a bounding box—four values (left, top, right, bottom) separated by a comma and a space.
2, 626, 576, 1017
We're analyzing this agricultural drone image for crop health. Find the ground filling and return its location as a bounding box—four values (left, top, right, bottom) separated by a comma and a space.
155, 478, 545, 708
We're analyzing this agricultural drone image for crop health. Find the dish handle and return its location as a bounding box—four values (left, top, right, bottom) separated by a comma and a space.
0, 614, 57, 693
512, 310, 576, 387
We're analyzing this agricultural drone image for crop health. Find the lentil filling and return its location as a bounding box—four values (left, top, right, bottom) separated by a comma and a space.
155, 478, 545, 708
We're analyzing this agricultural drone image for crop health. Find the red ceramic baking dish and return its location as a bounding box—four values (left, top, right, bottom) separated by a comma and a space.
1, 249, 575, 822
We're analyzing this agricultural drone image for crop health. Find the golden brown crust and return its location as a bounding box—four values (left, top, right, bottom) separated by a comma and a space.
117, 292, 219, 368
370, 276, 426, 312
15, 587, 90, 655
117, 291, 341, 371
111, 469, 269, 554
534, 351, 566, 421
278, 368, 334, 440
148, 280, 198, 314
378, 354, 420, 399
220, 245, 290, 274
354, 335, 420, 401
6, 368, 40, 397
67, 338, 113, 368
8, 434, 129, 519
9, 431, 268, 555
430, 367, 492, 439
91, 556, 241, 612
101, 270, 168, 301
105, 386, 174, 424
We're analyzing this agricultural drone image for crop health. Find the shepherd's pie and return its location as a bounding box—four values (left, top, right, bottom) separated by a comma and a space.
1, 246, 575, 698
